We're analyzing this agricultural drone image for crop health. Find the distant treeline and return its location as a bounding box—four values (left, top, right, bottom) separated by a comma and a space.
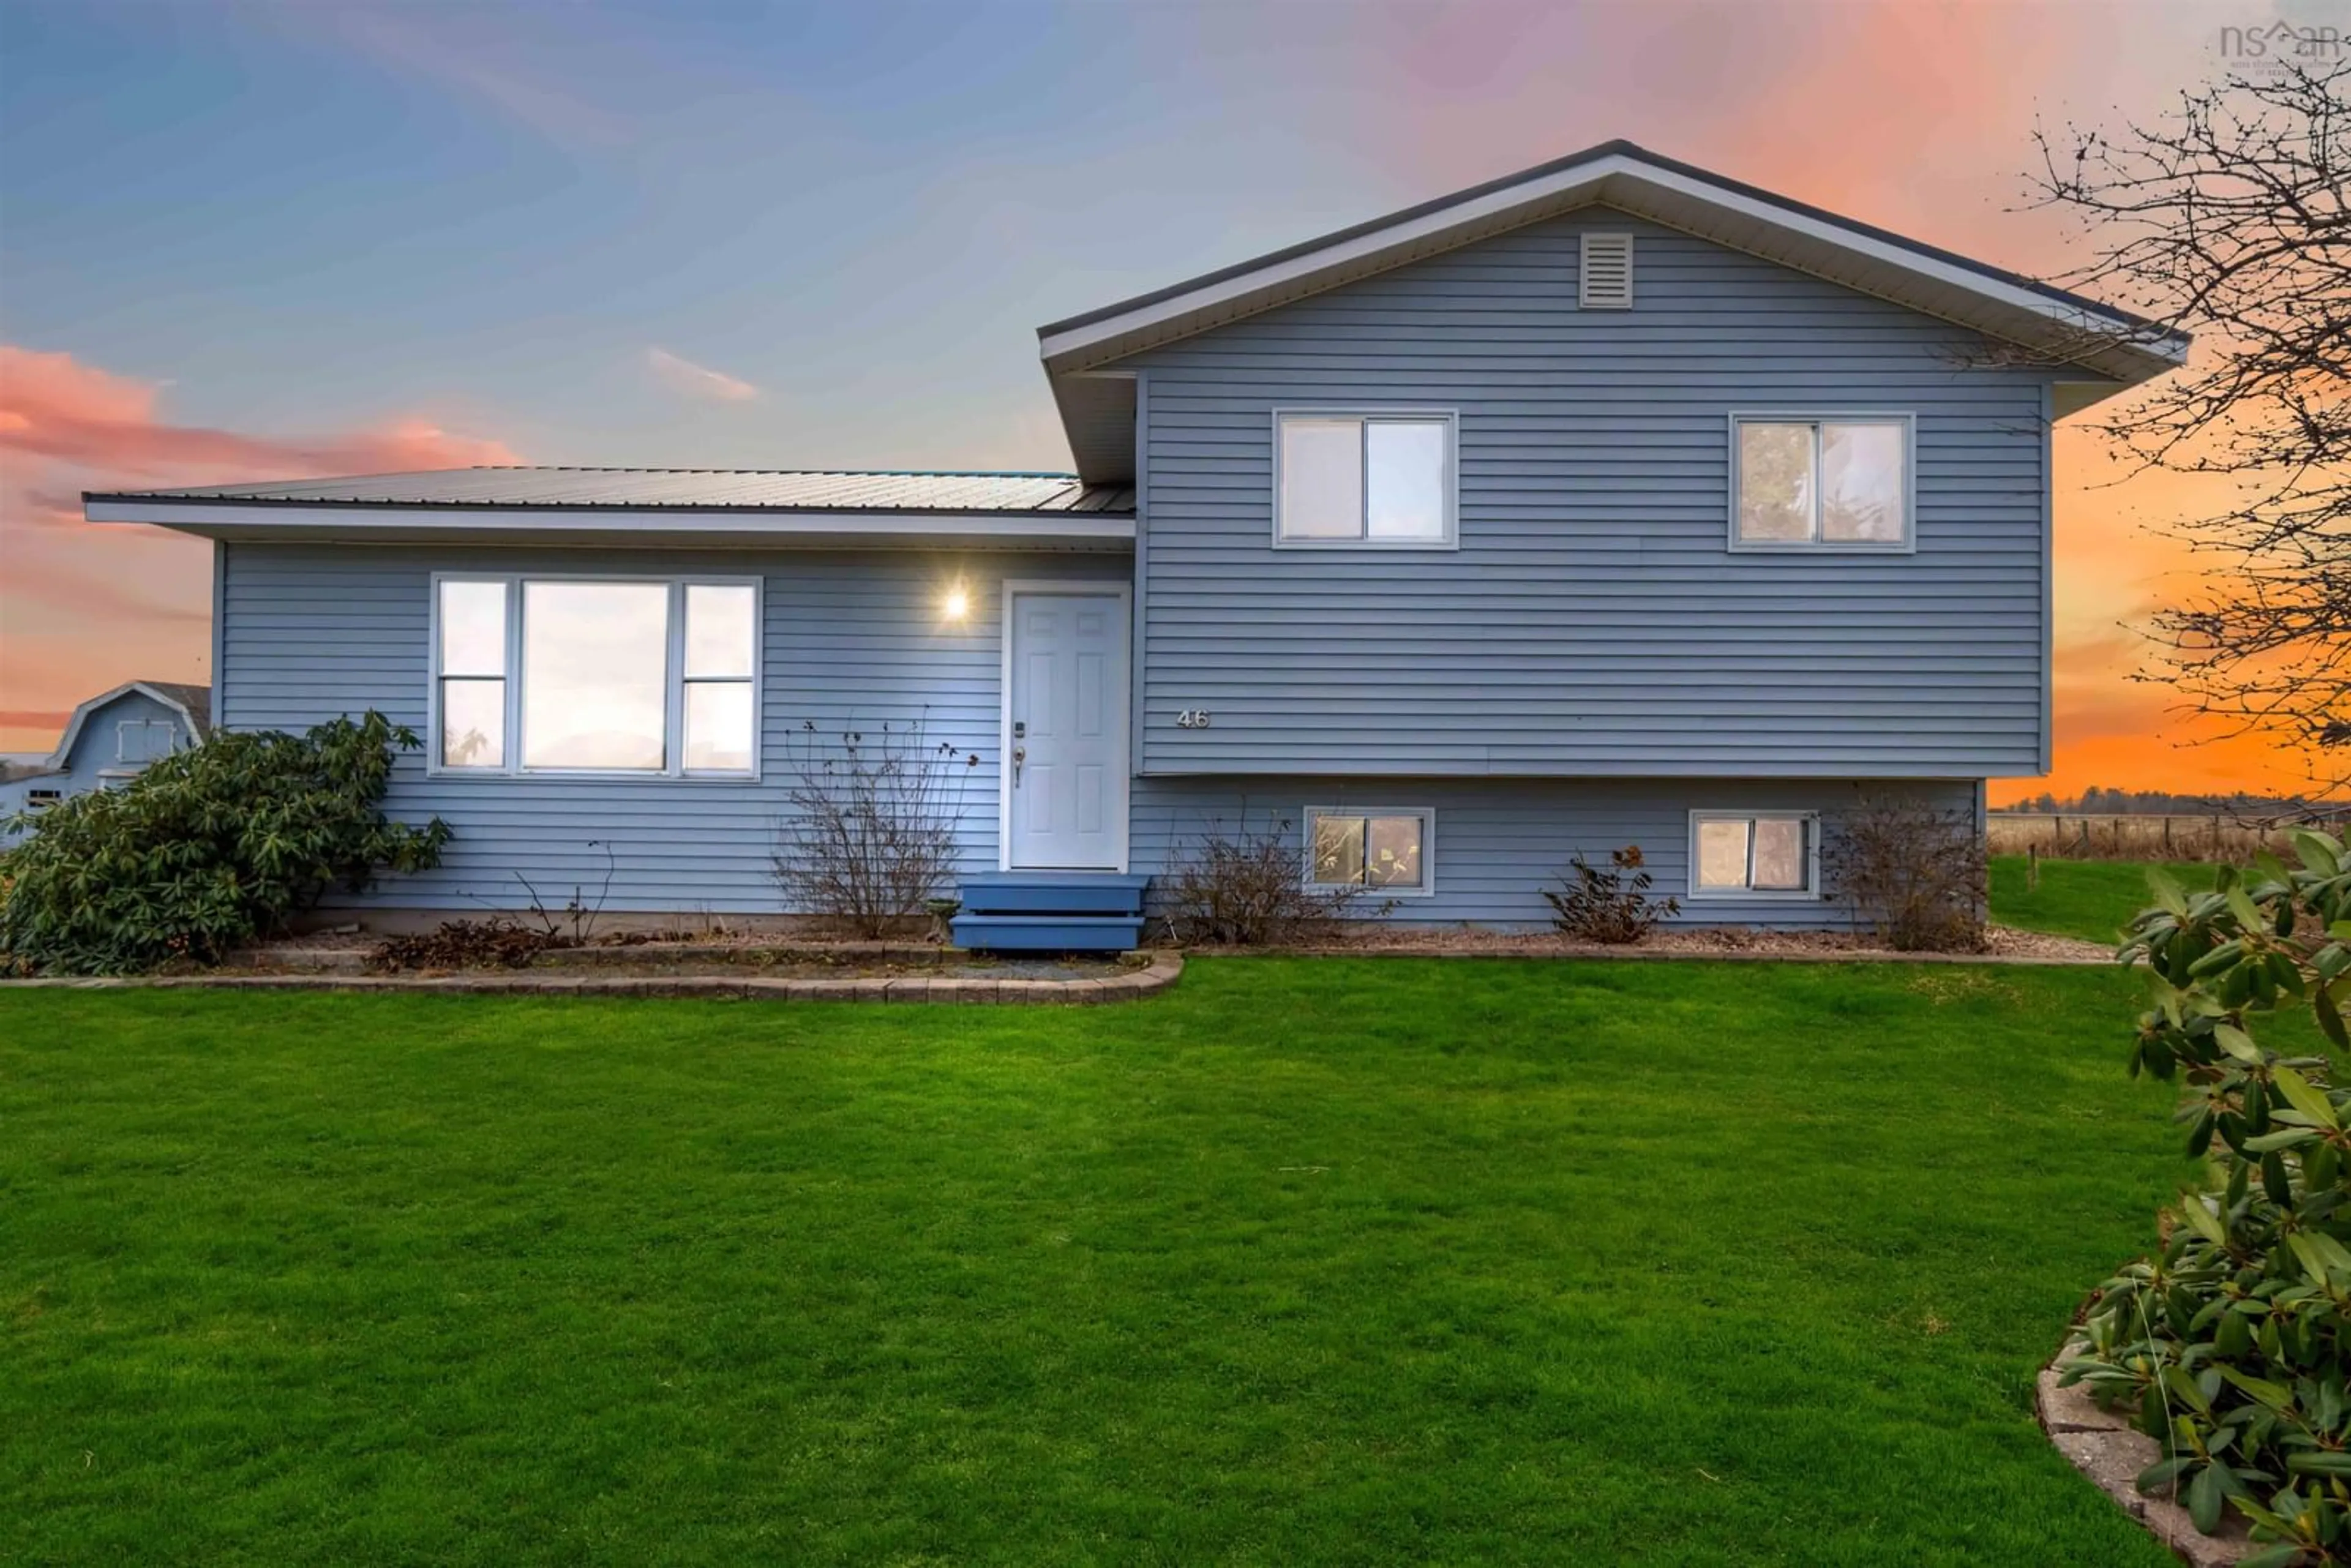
1994, 787, 2336, 816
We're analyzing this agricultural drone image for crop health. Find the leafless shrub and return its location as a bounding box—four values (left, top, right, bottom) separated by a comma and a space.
771, 717, 978, 939
509, 840, 617, 943
1158, 811, 1365, 946
1542, 845, 1679, 943
1825, 795, 1987, 952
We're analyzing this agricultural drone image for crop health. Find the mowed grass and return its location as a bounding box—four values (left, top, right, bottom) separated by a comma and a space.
1, 962, 2218, 1566
1990, 855, 2221, 944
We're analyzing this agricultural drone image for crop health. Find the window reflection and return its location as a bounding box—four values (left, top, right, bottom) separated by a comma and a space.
1737, 422, 1813, 541
1821, 422, 1903, 542
522, 582, 670, 770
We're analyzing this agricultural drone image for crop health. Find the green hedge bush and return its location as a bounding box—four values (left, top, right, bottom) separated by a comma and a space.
0, 711, 448, 975
2064, 828, 2351, 1565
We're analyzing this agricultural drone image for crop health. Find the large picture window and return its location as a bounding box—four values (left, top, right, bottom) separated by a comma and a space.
1731, 416, 1911, 549
433, 575, 759, 778
1275, 410, 1457, 546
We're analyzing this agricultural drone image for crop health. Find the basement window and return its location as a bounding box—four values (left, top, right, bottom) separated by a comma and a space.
1689, 811, 1818, 898
1307, 807, 1434, 895
433, 575, 760, 778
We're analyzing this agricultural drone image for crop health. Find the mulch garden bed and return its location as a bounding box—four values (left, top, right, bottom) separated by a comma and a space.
0, 921, 2114, 1001
3, 927, 1182, 1003
244, 918, 2119, 976
5, 958, 1180, 1003
1262, 923, 2115, 964
235, 937, 1139, 985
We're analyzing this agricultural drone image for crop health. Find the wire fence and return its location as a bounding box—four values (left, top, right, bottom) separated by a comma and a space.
1987, 812, 2340, 863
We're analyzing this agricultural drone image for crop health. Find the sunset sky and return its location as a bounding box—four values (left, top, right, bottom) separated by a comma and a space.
1, 0, 2333, 799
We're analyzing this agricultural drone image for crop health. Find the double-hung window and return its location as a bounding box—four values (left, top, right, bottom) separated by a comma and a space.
1275, 410, 1457, 546
433, 576, 759, 778
1731, 415, 1911, 549
1689, 811, 1817, 898
1307, 806, 1434, 895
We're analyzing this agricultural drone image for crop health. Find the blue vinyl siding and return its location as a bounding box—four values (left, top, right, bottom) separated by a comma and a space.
220, 542, 1124, 913
220, 543, 1960, 926
209, 206, 2045, 926
1123, 208, 2057, 779
1130, 775, 1973, 930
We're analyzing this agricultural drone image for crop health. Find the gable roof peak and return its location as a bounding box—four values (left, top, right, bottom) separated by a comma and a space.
45, 680, 211, 770
1038, 140, 2188, 484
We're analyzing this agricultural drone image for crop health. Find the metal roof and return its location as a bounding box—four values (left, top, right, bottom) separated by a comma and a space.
1038, 139, 2191, 484
138, 681, 213, 737
91, 467, 1134, 515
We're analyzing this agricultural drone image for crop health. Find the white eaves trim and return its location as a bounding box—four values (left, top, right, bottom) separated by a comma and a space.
1037, 151, 2186, 375
84, 500, 1137, 547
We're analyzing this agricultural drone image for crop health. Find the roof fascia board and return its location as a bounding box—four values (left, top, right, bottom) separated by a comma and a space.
1038, 152, 2184, 375
1039, 158, 1620, 363
84, 500, 1136, 543
1621, 161, 2184, 364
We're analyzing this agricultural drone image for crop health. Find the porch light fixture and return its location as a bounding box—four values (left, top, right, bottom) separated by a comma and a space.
941, 585, 970, 621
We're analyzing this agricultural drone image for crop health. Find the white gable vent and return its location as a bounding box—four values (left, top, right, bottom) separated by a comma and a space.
1580, 232, 1634, 309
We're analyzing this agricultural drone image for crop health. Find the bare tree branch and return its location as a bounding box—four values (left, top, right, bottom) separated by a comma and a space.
1992, 59, 2349, 787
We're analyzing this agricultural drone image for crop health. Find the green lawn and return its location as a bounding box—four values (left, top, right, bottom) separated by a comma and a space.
0, 962, 2234, 1565
1990, 855, 2221, 945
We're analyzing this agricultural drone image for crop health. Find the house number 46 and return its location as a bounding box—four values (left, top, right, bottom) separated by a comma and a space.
1174, 709, 1213, 729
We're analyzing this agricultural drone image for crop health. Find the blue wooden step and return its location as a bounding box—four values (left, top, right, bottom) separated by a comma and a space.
957, 872, 1150, 917
950, 913, 1147, 954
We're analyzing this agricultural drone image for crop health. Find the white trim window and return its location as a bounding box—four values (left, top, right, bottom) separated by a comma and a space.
432, 574, 761, 778
1274, 410, 1458, 547
1689, 811, 1819, 898
1306, 806, 1434, 895
679, 583, 759, 773
1730, 415, 1912, 549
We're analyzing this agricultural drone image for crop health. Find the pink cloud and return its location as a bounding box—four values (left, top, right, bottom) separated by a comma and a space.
0, 345, 520, 750
0, 346, 519, 482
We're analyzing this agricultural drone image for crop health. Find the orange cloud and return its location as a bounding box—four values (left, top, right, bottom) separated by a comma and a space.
0, 345, 519, 752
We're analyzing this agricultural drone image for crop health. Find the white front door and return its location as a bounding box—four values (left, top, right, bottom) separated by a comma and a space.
1005, 587, 1128, 870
